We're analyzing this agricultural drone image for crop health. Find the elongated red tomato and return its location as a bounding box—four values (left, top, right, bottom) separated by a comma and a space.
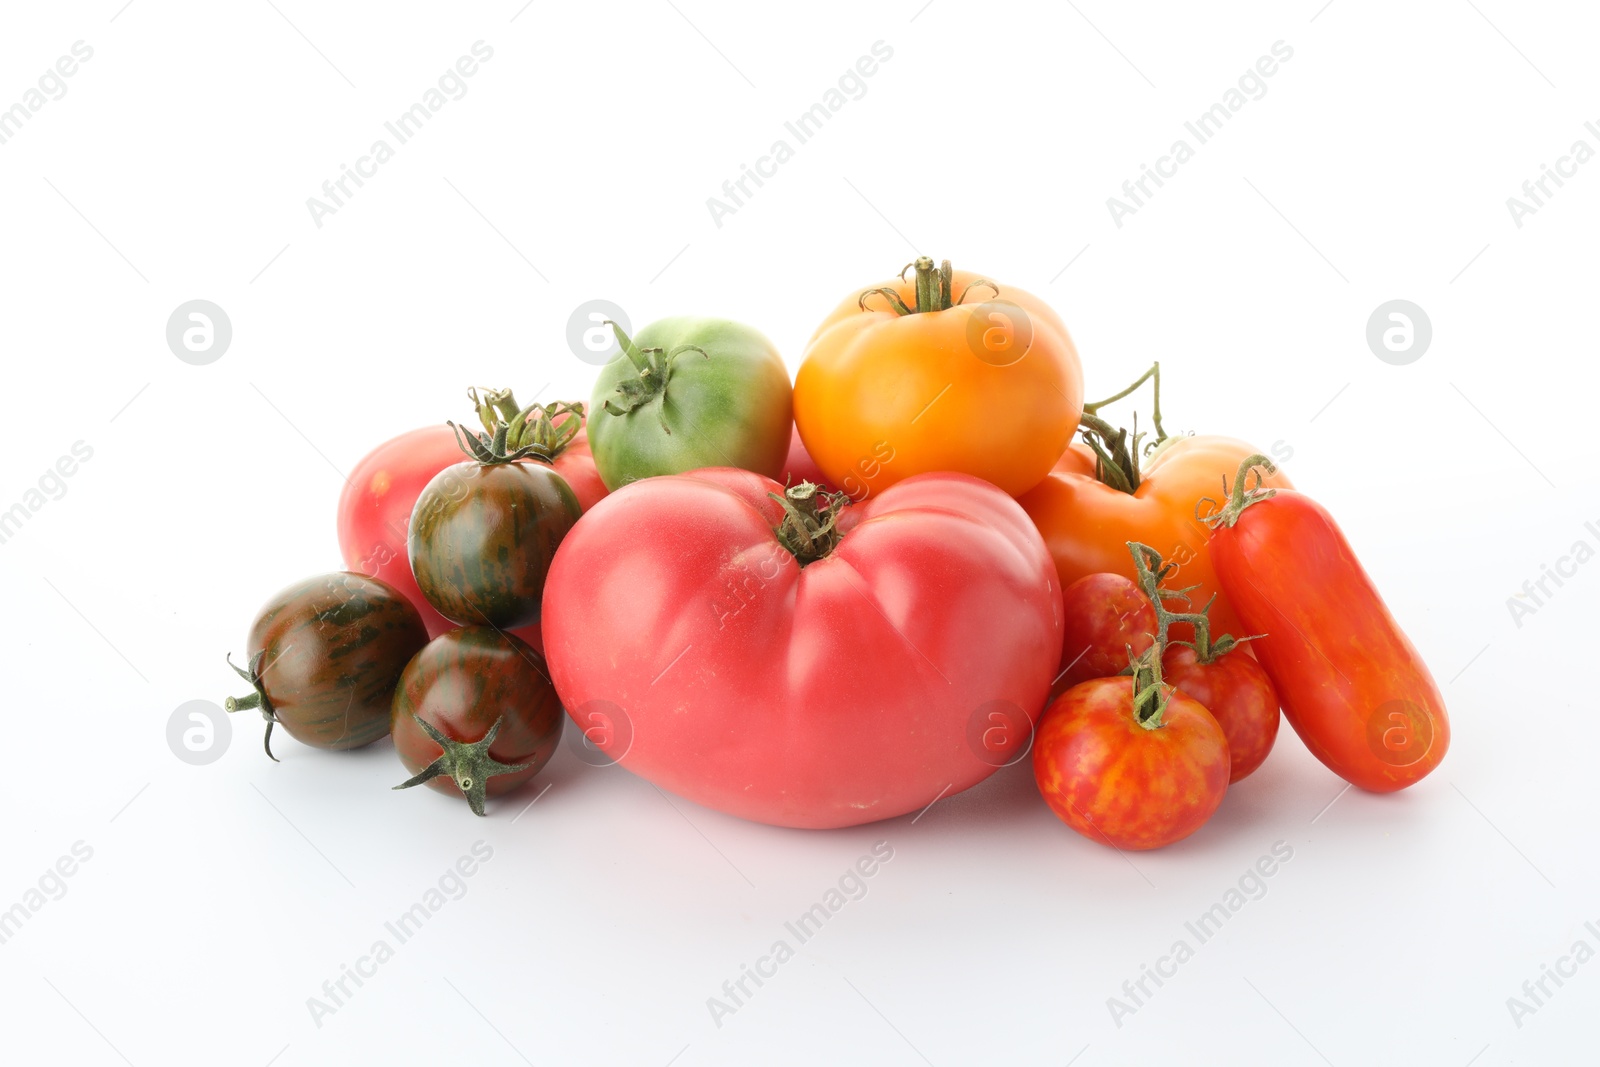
541, 469, 1063, 829
1204, 457, 1448, 792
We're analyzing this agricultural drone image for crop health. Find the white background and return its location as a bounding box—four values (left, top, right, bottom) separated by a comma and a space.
0, 1, 1593, 1064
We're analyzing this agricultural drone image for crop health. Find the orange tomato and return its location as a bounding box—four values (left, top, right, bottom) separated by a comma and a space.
1018, 435, 1293, 653
794, 258, 1083, 499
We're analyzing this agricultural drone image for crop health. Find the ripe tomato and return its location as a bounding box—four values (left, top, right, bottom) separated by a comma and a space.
391, 627, 564, 816
226, 573, 428, 759
795, 257, 1083, 498
541, 469, 1063, 829
1162, 644, 1278, 782
1020, 434, 1292, 645
1033, 672, 1230, 850
1057, 572, 1158, 692
408, 429, 580, 629
338, 425, 464, 638
337, 403, 605, 639
1204, 457, 1449, 792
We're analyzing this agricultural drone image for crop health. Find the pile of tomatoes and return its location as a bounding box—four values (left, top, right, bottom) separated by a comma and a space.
226, 256, 1450, 846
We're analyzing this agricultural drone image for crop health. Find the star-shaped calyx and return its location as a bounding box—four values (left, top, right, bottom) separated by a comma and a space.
392, 715, 529, 817
224, 650, 281, 762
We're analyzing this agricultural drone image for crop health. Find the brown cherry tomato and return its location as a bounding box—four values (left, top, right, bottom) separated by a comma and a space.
391, 627, 564, 816
226, 573, 429, 759
408, 429, 581, 630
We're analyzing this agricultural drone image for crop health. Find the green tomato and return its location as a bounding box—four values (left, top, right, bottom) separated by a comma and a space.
587, 316, 792, 490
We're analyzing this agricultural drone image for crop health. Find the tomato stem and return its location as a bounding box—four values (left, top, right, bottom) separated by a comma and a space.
469, 388, 584, 461
224, 651, 281, 762
1129, 644, 1171, 730
1078, 363, 1170, 494
768, 481, 848, 565
1127, 541, 1253, 667
857, 257, 998, 316
1199, 454, 1278, 530
392, 714, 531, 817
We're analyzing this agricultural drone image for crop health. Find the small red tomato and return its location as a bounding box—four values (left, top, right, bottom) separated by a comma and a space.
1161, 645, 1278, 782
338, 425, 466, 638
1057, 572, 1158, 691
391, 627, 564, 816
1033, 674, 1229, 850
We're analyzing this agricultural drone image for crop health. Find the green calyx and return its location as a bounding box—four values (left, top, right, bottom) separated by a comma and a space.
1199, 454, 1278, 530
857, 256, 998, 315
768, 481, 848, 565
599, 320, 707, 431
1078, 362, 1170, 494
469, 387, 584, 461
448, 419, 552, 466
392, 715, 529, 817
225, 651, 281, 762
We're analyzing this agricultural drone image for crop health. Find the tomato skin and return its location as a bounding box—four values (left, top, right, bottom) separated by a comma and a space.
409, 461, 580, 629
1208, 489, 1449, 792
1020, 436, 1293, 645
236, 573, 428, 752
795, 267, 1082, 499
1057, 573, 1158, 691
1032, 677, 1230, 850
338, 421, 606, 639
781, 424, 831, 490
550, 430, 608, 511
338, 426, 465, 638
391, 628, 563, 800
1162, 644, 1279, 782
541, 469, 1063, 829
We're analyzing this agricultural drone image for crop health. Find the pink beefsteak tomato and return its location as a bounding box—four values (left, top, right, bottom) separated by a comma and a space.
540, 469, 1064, 829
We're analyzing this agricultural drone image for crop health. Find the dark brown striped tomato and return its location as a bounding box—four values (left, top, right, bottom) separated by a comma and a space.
226, 573, 428, 759
408, 460, 579, 629
391, 627, 564, 815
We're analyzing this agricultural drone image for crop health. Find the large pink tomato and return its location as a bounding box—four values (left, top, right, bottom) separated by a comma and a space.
541, 469, 1063, 829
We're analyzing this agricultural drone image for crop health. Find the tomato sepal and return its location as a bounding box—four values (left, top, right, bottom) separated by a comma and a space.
468, 387, 586, 461
392, 714, 531, 817
768, 481, 849, 564
223, 650, 281, 763
1199, 454, 1280, 529
599, 320, 709, 427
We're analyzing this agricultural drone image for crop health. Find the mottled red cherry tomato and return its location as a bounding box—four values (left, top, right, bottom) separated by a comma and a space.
1162, 644, 1278, 782
1033, 671, 1229, 850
